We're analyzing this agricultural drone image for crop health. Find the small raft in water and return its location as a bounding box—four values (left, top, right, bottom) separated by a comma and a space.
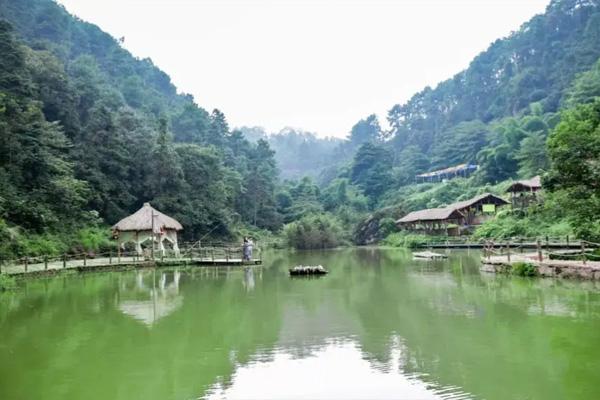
289, 265, 328, 276
412, 251, 447, 260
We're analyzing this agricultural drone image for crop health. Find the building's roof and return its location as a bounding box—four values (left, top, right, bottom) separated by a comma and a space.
396, 193, 508, 224
416, 163, 478, 178
112, 203, 183, 232
449, 193, 509, 211
396, 207, 464, 224
506, 176, 542, 192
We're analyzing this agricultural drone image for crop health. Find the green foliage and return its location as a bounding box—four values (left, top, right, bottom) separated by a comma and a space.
382, 232, 433, 249
0, 7, 284, 258
74, 227, 114, 253
241, 126, 345, 181
473, 208, 573, 240
353, 206, 403, 245
515, 130, 549, 178
351, 142, 393, 206
511, 262, 538, 277
0, 274, 17, 291
380, 177, 507, 212
546, 98, 600, 239
564, 58, 600, 107
348, 114, 382, 146
283, 213, 346, 250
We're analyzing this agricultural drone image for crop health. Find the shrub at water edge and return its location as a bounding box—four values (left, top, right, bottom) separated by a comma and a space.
511, 262, 538, 277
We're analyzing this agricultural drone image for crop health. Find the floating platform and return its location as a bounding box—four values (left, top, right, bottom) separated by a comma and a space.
289, 265, 328, 276
413, 251, 447, 260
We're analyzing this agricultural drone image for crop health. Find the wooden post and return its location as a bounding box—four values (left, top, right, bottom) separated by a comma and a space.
211, 248, 215, 263
537, 239, 543, 262
582, 241, 587, 266
83, 253, 87, 267
566, 235, 570, 247
109, 251, 112, 265
63, 254, 66, 269
506, 242, 511, 263
520, 238, 524, 253
226, 248, 229, 262
24, 256, 28, 273
545, 235, 549, 251
44, 255, 48, 270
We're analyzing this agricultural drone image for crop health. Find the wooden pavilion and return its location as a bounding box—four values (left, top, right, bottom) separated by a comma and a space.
112, 203, 183, 257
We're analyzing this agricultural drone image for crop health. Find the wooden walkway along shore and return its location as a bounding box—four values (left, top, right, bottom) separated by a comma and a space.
482, 253, 600, 280
481, 238, 600, 280
1, 244, 262, 277
415, 236, 591, 250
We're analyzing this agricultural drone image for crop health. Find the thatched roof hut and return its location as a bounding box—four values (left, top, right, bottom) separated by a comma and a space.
112, 203, 182, 233
112, 203, 182, 257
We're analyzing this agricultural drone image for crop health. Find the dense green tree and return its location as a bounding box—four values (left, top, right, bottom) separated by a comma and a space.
207, 108, 229, 148
0, 21, 88, 232
563, 57, 600, 107
546, 98, 600, 239
515, 131, 549, 177
348, 114, 381, 146
351, 143, 393, 206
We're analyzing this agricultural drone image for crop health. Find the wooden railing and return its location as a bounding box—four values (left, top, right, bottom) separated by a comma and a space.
0, 242, 262, 275
418, 235, 591, 249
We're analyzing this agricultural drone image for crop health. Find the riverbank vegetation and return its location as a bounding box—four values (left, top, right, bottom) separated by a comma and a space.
1, 0, 600, 259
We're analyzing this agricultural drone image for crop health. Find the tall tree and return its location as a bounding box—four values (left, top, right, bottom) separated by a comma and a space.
351, 143, 393, 206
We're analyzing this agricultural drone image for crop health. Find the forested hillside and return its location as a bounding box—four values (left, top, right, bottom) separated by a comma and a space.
312, 0, 600, 243
0, 0, 282, 256
239, 126, 345, 181
1, 0, 600, 257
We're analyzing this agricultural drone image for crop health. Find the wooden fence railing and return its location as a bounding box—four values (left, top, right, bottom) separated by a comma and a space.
419, 235, 591, 249
0, 242, 261, 275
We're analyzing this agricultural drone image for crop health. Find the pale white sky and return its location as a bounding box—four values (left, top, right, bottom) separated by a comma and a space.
58, 0, 549, 138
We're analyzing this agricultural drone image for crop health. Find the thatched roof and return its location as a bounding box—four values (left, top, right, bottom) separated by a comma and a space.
112, 203, 183, 232
396, 207, 464, 224
506, 176, 542, 192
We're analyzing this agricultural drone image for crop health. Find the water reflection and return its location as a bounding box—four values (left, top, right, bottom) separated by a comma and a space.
205, 338, 473, 400
118, 270, 183, 326
242, 267, 255, 292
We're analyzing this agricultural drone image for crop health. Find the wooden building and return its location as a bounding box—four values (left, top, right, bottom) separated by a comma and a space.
416, 163, 479, 183
450, 193, 509, 226
396, 207, 465, 236
506, 176, 542, 209
396, 193, 509, 236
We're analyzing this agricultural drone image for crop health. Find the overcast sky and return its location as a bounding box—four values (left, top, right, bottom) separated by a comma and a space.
58, 0, 549, 138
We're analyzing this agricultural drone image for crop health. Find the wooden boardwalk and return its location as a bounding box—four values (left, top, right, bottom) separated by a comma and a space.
2, 252, 262, 277
423, 242, 583, 249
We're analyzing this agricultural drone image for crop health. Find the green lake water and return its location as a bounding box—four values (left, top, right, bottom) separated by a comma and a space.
1, 248, 600, 400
